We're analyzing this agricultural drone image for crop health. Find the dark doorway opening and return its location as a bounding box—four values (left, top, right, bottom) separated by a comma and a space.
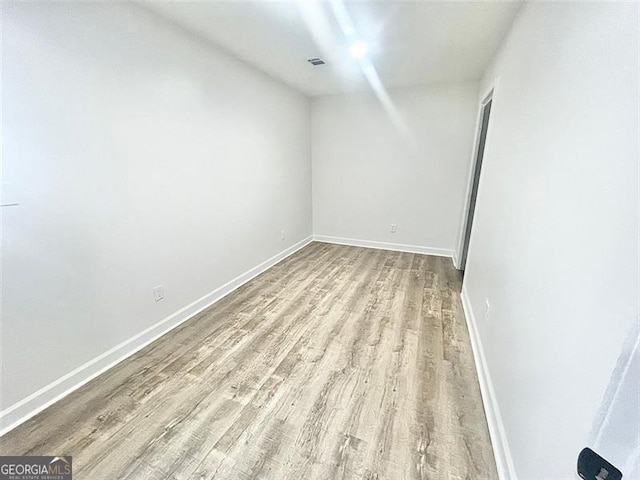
459, 97, 492, 272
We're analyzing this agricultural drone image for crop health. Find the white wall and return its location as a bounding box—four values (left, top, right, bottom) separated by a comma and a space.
1, 2, 311, 424
312, 83, 478, 255
463, 3, 639, 479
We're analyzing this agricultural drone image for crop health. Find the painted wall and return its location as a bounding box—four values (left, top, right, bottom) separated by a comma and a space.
588, 326, 640, 479
463, 3, 639, 478
311, 83, 478, 255
1, 2, 311, 417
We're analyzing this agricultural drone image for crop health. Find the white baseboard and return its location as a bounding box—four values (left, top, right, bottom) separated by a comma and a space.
0, 236, 313, 437
313, 235, 454, 258
460, 285, 518, 480
452, 251, 461, 269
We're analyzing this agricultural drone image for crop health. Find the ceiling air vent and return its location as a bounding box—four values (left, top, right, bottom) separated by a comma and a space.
307, 58, 326, 66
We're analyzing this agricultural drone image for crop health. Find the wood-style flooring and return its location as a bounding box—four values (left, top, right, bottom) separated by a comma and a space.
0, 242, 497, 479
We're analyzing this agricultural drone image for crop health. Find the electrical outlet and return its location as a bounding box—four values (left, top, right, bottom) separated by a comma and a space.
281, 230, 286, 241
153, 285, 165, 302
484, 298, 491, 322
390, 224, 397, 233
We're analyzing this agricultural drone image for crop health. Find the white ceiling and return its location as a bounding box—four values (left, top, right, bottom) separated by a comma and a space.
144, 1, 522, 97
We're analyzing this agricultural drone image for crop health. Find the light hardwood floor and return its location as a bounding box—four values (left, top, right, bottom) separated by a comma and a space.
0, 242, 497, 479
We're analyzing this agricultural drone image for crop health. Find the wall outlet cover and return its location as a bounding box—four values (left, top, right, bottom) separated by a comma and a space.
153, 285, 165, 302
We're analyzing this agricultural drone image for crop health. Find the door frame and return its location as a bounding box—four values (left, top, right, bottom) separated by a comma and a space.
453, 80, 500, 270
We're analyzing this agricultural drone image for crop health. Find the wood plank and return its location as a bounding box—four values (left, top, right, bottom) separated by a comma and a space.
0, 243, 497, 480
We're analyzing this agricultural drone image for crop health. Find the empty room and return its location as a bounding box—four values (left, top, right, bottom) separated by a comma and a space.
1, 1, 638, 479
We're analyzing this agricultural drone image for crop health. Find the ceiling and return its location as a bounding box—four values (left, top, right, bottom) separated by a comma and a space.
144, 1, 522, 97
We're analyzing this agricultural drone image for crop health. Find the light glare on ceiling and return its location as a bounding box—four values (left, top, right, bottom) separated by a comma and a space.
349, 41, 369, 59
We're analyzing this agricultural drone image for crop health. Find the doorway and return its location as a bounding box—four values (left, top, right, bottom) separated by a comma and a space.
459, 94, 493, 272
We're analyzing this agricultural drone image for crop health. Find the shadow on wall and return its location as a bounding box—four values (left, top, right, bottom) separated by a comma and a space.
588, 321, 640, 478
